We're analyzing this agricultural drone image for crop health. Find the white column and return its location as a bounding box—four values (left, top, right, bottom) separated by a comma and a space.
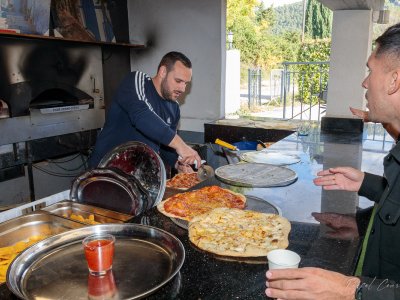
225, 49, 241, 115
326, 10, 373, 117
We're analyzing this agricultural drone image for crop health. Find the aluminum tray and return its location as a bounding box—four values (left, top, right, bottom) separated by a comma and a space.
41, 200, 132, 224
7, 224, 185, 300
0, 211, 84, 248
70, 168, 150, 216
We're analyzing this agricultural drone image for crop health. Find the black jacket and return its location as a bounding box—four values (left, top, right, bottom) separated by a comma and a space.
357, 142, 400, 299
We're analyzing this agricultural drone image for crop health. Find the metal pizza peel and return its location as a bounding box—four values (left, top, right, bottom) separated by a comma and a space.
177, 155, 214, 181
197, 165, 214, 181
196, 160, 215, 181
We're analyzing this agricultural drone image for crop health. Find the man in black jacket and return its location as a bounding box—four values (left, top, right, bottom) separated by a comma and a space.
265, 23, 400, 300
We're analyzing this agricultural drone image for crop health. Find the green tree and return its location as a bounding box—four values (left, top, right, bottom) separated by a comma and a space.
227, 0, 300, 70
296, 38, 331, 104
304, 0, 332, 39
255, 2, 275, 30
227, 0, 261, 66
272, 2, 303, 35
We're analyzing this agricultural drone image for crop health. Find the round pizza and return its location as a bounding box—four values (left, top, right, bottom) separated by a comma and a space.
166, 173, 201, 190
188, 207, 291, 257
157, 185, 246, 221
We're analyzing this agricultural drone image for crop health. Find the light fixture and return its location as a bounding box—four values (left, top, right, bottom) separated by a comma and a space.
227, 31, 233, 50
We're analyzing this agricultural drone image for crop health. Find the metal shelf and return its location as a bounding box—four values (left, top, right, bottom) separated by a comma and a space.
0, 31, 145, 49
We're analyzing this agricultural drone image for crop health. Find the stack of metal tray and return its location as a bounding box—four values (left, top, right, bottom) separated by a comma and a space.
41, 200, 132, 225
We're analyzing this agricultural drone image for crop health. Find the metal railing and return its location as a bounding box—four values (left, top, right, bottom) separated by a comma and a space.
247, 68, 262, 108
281, 61, 329, 121
242, 62, 395, 146
243, 61, 329, 121
365, 123, 395, 151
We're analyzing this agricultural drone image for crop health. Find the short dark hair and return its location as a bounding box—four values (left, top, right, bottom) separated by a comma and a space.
375, 23, 400, 63
157, 51, 192, 72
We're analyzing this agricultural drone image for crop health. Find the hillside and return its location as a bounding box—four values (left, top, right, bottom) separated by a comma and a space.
271, 1, 303, 34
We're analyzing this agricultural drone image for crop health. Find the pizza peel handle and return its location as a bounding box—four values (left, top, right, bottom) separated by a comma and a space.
215, 139, 239, 151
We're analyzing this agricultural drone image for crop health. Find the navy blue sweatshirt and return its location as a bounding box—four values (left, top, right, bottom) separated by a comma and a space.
89, 71, 180, 168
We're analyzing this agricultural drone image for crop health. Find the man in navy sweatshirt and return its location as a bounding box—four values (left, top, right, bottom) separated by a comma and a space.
89, 51, 201, 173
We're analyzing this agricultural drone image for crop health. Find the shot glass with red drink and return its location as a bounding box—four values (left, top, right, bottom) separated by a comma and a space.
83, 233, 115, 276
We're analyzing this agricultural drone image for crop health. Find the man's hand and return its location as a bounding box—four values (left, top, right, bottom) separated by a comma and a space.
312, 212, 359, 239
265, 267, 360, 300
168, 134, 202, 167
176, 162, 195, 174
313, 167, 364, 192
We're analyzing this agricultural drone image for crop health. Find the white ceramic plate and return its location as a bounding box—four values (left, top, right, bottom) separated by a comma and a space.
240, 151, 300, 165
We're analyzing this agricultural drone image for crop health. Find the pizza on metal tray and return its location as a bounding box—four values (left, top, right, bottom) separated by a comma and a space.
188, 207, 291, 257
166, 173, 201, 190
157, 185, 246, 221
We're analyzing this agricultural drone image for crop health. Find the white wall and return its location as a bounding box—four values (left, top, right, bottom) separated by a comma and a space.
225, 49, 241, 114
127, 0, 226, 132
326, 10, 372, 117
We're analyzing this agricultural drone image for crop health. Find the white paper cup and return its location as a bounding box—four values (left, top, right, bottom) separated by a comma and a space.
267, 249, 301, 269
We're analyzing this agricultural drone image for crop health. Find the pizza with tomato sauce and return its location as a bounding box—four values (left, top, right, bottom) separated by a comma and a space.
166, 173, 201, 190
157, 185, 246, 221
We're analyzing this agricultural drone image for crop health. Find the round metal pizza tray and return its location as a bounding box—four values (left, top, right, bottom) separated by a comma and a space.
7, 224, 185, 300
215, 163, 297, 187
170, 195, 281, 230
70, 168, 150, 216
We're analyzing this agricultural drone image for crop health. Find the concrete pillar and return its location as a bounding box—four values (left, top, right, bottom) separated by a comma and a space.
225, 49, 241, 115
326, 10, 373, 117
320, 142, 362, 214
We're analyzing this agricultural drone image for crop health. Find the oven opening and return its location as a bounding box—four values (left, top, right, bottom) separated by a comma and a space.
30, 88, 80, 109
27, 82, 94, 114
0, 100, 10, 119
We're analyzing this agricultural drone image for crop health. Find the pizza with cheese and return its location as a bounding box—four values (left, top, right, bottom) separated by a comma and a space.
157, 185, 246, 221
166, 173, 201, 190
188, 207, 291, 257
